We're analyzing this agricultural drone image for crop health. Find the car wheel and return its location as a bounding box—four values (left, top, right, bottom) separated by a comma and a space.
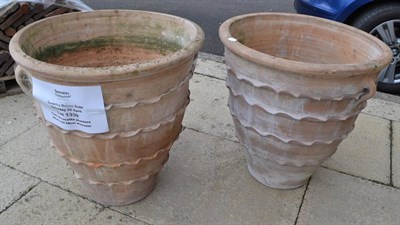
351, 3, 400, 94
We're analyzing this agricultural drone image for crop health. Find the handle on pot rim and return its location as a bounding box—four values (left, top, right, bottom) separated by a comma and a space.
15, 65, 32, 96
354, 82, 376, 111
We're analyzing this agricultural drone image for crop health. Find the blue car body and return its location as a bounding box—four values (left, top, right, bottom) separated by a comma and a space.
294, 0, 374, 22
295, 0, 400, 94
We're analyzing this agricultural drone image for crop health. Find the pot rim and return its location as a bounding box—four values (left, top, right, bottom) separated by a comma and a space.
219, 13, 392, 78
9, 10, 204, 82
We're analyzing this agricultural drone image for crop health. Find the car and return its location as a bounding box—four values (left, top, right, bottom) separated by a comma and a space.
294, 0, 400, 94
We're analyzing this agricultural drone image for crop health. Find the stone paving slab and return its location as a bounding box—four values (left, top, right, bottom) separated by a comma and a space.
364, 97, 400, 122
198, 52, 224, 63
0, 182, 147, 225
0, 123, 86, 198
195, 57, 227, 80
184, 73, 236, 141
113, 129, 305, 225
323, 113, 391, 184
297, 168, 400, 225
393, 121, 400, 188
0, 163, 40, 213
0, 94, 38, 146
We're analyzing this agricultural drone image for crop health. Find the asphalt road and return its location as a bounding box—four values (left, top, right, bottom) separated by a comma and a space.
82, 0, 295, 55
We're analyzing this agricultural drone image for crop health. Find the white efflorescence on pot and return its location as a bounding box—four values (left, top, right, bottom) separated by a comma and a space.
219, 13, 392, 189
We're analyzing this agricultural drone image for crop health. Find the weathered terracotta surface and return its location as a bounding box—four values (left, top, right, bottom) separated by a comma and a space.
219, 13, 392, 189
10, 10, 204, 205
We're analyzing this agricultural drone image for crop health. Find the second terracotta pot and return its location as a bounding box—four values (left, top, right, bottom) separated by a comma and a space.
219, 13, 392, 189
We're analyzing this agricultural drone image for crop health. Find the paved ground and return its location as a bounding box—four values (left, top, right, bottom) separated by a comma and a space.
1, 53, 400, 224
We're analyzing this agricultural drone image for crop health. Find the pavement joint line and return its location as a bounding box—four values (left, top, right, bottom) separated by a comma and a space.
33, 180, 149, 223
194, 72, 226, 81
293, 177, 311, 225
0, 181, 41, 216
33, 178, 153, 224
0, 161, 104, 208
185, 127, 239, 143
40, 175, 151, 225
0, 120, 40, 148
320, 165, 399, 190
0, 161, 41, 181
390, 120, 394, 187
359, 111, 399, 123
107, 207, 152, 225
0, 160, 153, 223
41, 179, 105, 206
198, 51, 224, 63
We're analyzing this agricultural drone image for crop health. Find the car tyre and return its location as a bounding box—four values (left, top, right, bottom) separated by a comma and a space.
351, 3, 400, 94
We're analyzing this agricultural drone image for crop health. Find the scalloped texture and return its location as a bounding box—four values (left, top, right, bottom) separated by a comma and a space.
45, 101, 187, 164
235, 122, 339, 167
51, 76, 191, 204
224, 43, 379, 189
77, 172, 159, 206
69, 154, 168, 183
35, 55, 195, 205
224, 49, 379, 100
228, 96, 356, 146
101, 67, 193, 131
56, 142, 173, 168
226, 67, 367, 101
104, 67, 193, 110
74, 169, 161, 186
96, 81, 190, 132
56, 143, 171, 183
226, 69, 367, 122
42, 100, 188, 139
231, 113, 353, 146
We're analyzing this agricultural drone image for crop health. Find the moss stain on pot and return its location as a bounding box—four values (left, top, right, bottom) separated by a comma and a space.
31, 36, 182, 63
236, 31, 246, 44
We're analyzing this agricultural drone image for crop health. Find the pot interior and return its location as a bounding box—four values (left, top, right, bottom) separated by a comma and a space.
42, 41, 169, 67
18, 10, 198, 67
228, 14, 385, 64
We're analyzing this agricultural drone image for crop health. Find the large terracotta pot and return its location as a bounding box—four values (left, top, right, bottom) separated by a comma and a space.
219, 13, 392, 189
10, 10, 204, 205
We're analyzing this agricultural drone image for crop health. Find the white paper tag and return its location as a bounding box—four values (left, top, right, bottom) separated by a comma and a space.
32, 77, 109, 134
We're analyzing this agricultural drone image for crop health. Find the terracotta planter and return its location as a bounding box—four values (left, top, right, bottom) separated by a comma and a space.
219, 13, 392, 189
10, 10, 204, 205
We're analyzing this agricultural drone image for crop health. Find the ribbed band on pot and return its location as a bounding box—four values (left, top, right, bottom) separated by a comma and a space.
74, 168, 163, 187
226, 69, 369, 121
38, 99, 190, 139
104, 70, 193, 110
225, 66, 377, 101
230, 113, 352, 146
53, 142, 173, 168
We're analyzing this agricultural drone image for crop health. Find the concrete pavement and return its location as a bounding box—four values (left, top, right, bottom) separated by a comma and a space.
0, 53, 400, 224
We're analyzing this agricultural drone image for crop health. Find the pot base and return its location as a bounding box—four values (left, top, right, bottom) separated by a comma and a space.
247, 162, 308, 190
77, 172, 158, 206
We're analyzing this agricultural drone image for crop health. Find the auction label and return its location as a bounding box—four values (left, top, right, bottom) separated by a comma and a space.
32, 77, 109, 134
